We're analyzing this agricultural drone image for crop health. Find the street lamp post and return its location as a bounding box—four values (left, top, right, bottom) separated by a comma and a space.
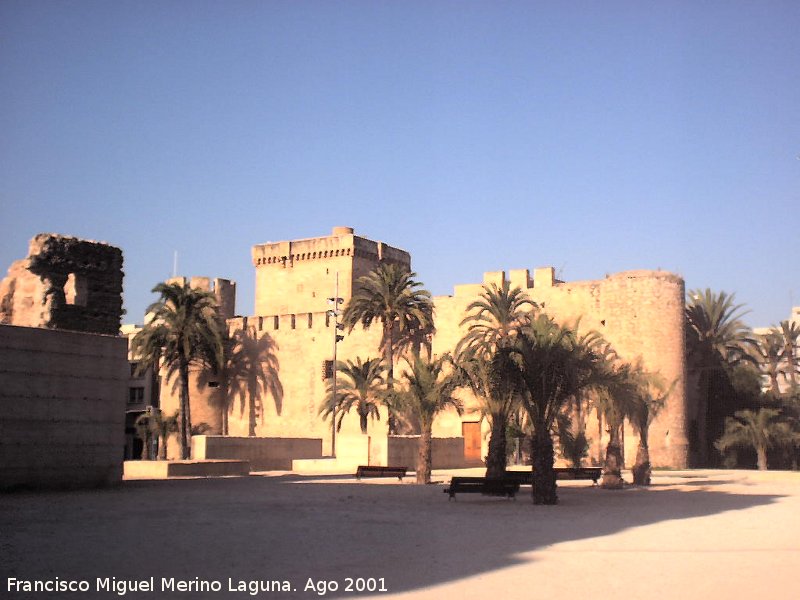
327, 272, 344, 457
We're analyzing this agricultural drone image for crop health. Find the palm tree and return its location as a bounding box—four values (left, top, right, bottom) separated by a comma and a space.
456, 281, 535, 355
715, 408, 799, 470
593, 354, 642, 490
320, 357, 385, 434
556, 414, 590, 469
752, 331, 787, 396
224, 328, 283, 437
686, 289, 754, 365
342, 263, 435, 433
503, 314, 605, 504
626, 366, 671, 486
134, 412, 156, 460
685, 288, 755, 465
153, 410, 179, 460
391, 353, 463, 484
134, 408, 177, 460
777, 320, 800, 389
131, 282, 224, 459
455, 350, 519, 478
455, 281, 534, 478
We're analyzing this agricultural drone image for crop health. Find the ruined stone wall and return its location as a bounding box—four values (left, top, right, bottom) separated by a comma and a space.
0, 324, 127, 489
0, 234, 123, 335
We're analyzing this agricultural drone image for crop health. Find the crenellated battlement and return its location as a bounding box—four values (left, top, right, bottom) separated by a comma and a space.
252, 227, 411, 317
167, 276, 237, 320
252, 227, 409, 268
146, 225, 692, 468
229, 311, 333, 334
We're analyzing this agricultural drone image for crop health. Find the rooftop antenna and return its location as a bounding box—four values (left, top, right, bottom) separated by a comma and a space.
172, 251, 178, 278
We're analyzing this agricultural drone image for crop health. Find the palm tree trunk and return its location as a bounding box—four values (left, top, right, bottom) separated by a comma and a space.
631, 440, 651, 486
532, 427, 558, 505
179, 359, 192, 460
221, 381, 229, 436
141, 432, 152, 460
756, 445, 768, 471
602, 423, 625, 489
769, 372, 781, 396
359, 411, 368, 434
417, 425, 433, 484
596, 408, 604, 465
485, 417, 507, 479
158, 429, 168, 460
385, 321, 399, 435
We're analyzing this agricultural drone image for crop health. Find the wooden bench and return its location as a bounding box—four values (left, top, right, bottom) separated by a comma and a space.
355, 465, 407, 480
443, 476, 520, 500
505, 467, 602, 485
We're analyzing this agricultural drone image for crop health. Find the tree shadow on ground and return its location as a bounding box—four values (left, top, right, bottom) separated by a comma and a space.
0, 473, 788, 599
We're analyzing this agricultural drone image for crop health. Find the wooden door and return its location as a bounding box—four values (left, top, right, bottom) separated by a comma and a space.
462, 421, 482, 462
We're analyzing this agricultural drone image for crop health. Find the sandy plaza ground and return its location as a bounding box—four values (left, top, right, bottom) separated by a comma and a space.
2, 468, 799, 600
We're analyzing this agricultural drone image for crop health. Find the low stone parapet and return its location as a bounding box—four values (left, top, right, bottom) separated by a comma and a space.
192, 436, 323, 470
123, 460, 250, 479
291, 457, 357, 475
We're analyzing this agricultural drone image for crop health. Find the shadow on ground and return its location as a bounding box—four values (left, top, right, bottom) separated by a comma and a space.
0, 473, 787, 599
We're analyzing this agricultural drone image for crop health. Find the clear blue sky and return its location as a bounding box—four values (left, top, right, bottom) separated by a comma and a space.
1, 1, 798, 327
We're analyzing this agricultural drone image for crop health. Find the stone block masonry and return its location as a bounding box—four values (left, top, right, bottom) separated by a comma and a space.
0, 234, 124, 335
156, 227, 690, 469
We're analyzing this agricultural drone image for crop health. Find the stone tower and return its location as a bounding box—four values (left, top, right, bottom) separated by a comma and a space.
251, 226, 410, 316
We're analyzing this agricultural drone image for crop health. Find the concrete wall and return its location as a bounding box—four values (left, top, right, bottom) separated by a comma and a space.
386, 436, 466, 469
0, 324, 127, 490
192, 435, 323, 470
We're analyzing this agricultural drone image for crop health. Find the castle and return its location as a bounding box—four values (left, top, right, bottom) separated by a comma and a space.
159, 226, 690, 470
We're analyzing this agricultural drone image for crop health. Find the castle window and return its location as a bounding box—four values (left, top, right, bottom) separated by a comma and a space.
64, 273, 88, 306
274, 316, 279, 330
308, 313, 313, 328
128, 387, 144, 404
258, 316, 263, 331
291, 314, 296, 329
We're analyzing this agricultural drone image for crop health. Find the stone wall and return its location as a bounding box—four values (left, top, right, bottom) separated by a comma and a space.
433, 268, 689, 468
159, 313, 388, 456
0, 234, 124, 335
166, 276, 236, 320
252, 226, 410, 316
192, 435, 323, 470
0, 324, 127, 490
156, 228, 689, 469
386, 436, 467, 469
